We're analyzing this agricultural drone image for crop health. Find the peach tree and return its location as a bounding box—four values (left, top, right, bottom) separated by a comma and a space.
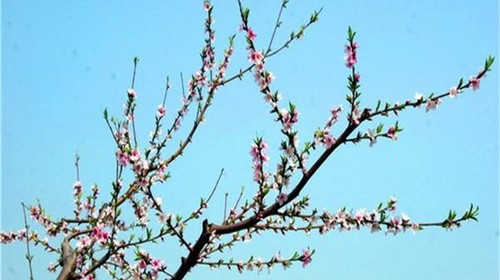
1, 1, 495, 279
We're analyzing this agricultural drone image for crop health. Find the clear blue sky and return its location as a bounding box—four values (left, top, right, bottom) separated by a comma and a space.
2, 1, 498, 279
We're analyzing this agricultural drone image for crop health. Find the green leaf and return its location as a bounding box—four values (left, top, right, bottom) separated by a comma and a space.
310, 9, 321, 23
347, 26, 355, 41
243, 8, 250, 22
485, 56, 494, 70
376, 123, 384, 134
228, 34, 236, 46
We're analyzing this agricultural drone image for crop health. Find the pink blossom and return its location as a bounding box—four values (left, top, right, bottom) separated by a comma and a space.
387, 126, 397, 141
157, 212, 168, 224
246, 262, 254, 271
469, 76, 480, 91
111, 249, 126, 266
116, 149, 129, 166
300, 249, 312, 267
129, 149, 141, 162
248, 51, 263, 65
276, 192, 288, 206
354, 73, 360, 83
238, 22, 245, 32
274, 253, 282, 262
154, 164, 167, 182
91, 225, 109, 245
449, 86, 459, 98
76, 236, 91, 251
138, 249, 150, 259
254, 70, 275, 90
247, 28, 257, 41
237, 261, 244, 273
203, 0, 211, 11
47, 263, 57, 272
279, 108, 299, 131
351, 107, 361, 125
0, 230, 27, 244
127, 88, 137, 99
194, 71, 207, 87
138, 259, 147, 270
16, 228, 27, 240
355, 209, 367, 222
151, 258, 167, 274
249, 144, 259, 159
73, 181, 82, 196
255, 258, 264, 271
389, 216, 401, 234
30, 206, 42, 221
367, 129, 377, 147
326, 106, 342, 127
135, 204, 149, 226
425, 98, 441, 112
345, 55, 357, 68
344, 42, 358, 68
370, 223, 381, 233
138, 177, 149, 189
412, 223, 420, 233
315, 129, 336, 149
323, 133, 336, 148
157, 105, 166, 117
250, 140, 269, 164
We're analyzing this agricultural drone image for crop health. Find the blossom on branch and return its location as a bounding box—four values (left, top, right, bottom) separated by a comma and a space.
344, 42, 358, 68
248, 51, 264, 66
469, 76, 480, 91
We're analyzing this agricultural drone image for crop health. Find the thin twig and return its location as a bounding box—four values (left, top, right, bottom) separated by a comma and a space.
223, 193, 228, 222
103, 115, 119, 145
163, 76, 170, 107
266, 7, 323, 58
74, 153, 80, 182
206, 168, 224, 204
232, 186, 245, 213
131, 57, 139, 148
21, 202, 35, 280
180, 72, 186, 99
266, 0, 287, 55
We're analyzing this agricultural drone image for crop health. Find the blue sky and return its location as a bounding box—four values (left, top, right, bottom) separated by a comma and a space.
2, 1, 498, 279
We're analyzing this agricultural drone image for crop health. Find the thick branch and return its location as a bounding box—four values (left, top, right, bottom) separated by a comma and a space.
172, 220, 210, 280
211, 119, 363, 234
56, 237, 77, 280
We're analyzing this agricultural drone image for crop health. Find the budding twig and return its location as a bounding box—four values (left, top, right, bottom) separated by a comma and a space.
21, 202, 35, 280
